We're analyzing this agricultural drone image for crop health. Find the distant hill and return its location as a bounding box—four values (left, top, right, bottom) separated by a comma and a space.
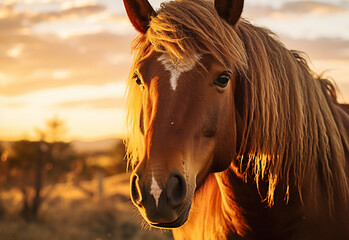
71, 138, 122, 153
0, 138, 123, 154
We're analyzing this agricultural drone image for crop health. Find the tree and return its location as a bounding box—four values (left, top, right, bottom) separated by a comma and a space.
37, 116, 67, 143
0, 143, 7, 217
6, 117, 77, 220
6, 140, 43, 219
107, 140, 127, 174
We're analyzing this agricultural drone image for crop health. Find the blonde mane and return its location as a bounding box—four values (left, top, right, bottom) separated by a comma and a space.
126, 0, 349, 213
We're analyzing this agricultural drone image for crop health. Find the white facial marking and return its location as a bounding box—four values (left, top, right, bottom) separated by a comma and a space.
158, 54, 200, 91
150, 173, 162, 208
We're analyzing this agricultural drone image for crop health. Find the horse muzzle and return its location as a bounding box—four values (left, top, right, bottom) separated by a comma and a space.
130, 170, 191, 228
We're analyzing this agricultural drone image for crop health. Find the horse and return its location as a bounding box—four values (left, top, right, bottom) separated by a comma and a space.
123, 0, 349, 239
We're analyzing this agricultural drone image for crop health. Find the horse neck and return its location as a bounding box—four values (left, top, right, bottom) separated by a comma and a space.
172, 174, 235, 240
173, 167, 305, 239
214, 165, 306, 238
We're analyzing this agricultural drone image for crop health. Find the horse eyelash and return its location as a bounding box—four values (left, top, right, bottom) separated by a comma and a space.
133, 72, 142, 86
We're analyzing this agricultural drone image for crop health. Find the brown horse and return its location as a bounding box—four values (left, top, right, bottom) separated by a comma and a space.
123, 0, 349, 239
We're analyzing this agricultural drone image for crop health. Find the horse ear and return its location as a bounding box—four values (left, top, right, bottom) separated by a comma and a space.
214, 0, 244, 27
123, 0, 156, 34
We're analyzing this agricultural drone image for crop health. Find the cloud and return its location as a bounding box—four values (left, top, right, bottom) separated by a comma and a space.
280, 36, 349, 60
0, 101, 26, 108
0, 82, 127, 109
1, 4, 108, 25
245, 1, 348, 19
0, 53, 132, 95
2, 1, 348, 97
244, 1, 349, 40
31, 5, 107, 23
278, 35, 349, 100
280, 1, 346, 16
6, 43, 24, 57
0, 1, 138, 97
55, 97, 124, 109
0, 4, 134, 96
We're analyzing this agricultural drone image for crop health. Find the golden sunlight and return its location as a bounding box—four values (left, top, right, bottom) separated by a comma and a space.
1, 0, 348, 142
0, 1, 349, 240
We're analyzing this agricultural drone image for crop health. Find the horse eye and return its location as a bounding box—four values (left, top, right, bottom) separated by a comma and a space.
133, 73, 142, 85
214, 73, 231, 88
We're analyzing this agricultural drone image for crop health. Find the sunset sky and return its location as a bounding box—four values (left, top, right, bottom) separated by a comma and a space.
1, 0, 349, 141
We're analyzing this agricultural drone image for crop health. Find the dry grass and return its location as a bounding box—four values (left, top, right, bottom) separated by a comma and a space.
0, 173, 172, 240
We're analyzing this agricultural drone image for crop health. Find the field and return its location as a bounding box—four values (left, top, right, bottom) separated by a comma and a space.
0, 173, 173, 240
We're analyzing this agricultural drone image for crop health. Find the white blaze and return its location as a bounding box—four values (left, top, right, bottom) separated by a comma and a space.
150, 173, 162, 208
157, 54, 199, 91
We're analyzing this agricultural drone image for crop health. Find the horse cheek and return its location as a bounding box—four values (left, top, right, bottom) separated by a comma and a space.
211, 103, 237, 172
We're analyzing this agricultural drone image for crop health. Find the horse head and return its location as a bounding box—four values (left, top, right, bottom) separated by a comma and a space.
124, 0, 246, 228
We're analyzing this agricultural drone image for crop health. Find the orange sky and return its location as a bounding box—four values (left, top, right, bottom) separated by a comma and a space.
1, 0, 349, 141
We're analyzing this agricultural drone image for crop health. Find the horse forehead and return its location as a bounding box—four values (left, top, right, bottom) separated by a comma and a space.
157, 54, 200, 91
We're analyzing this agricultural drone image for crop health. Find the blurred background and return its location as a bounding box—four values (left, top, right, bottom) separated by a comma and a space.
0, 0, 348, 239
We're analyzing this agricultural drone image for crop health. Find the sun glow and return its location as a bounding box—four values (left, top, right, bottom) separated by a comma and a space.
0, 0, 348, 142
6, 44, 24, 58
0, 82, 127, 141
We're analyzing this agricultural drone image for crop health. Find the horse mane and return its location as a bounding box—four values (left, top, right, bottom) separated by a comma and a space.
126, 0, 349, 213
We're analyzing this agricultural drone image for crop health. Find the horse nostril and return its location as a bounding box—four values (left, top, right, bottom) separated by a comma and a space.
131, 173, 142, 206
167, 173, 187, 207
